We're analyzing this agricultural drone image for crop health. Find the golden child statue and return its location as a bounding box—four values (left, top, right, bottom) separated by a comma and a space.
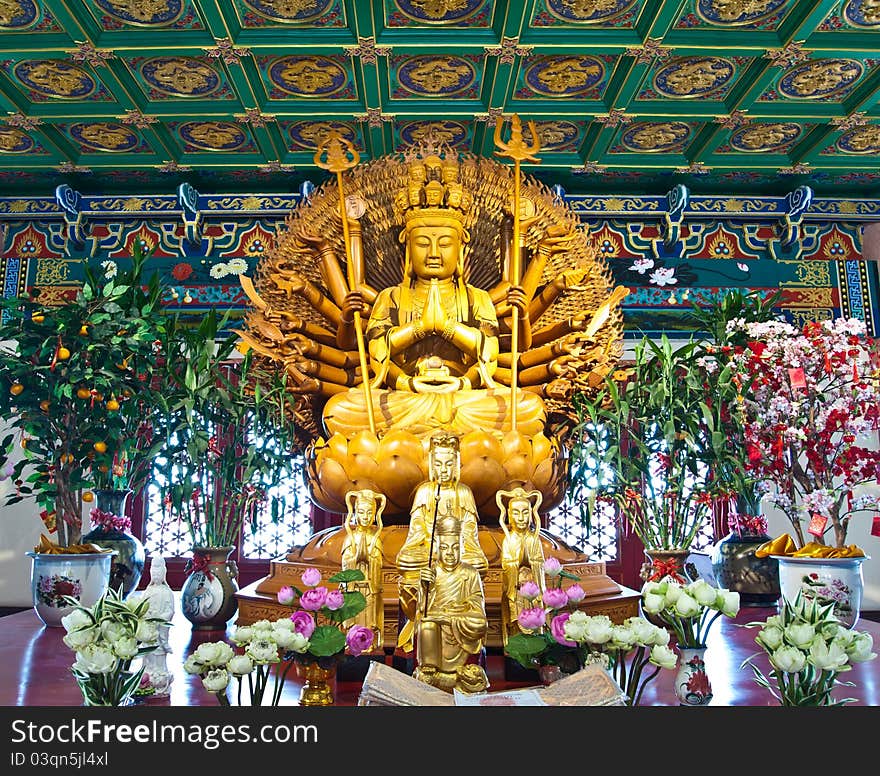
497, 487, 546, 646
399, 514, 490, 694
341, 488, 385, 650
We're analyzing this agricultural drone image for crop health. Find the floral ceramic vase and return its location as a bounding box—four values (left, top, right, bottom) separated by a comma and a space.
774, 554, 867, 628
26, 551, 115, 628
711, 531, 780, 607
674, 646, 713, 706
180, 546, 239, 631
296, 661, 336, 706
81, 489, 145, 599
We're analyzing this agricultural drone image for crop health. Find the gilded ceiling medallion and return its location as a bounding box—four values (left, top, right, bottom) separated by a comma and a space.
522, 120, 580, 150
836, 125, 880, 154
843, 0, 880, 27
695, 0, 788, 26
729, 122, 801, 152
777, 58, 863, 100
93, 0, 184, 26
544, 0, 639, 23
393, 0, 485, 24
399, 120, 468, 147
268, 55, 348, 96
69, 122, 140, 152
397, 55, 476, 96
287, 120, 357, 150
653, 57, 734, 99
0, 127, 34, 153
240, 0, 335, 23
140, 56, 221, 97
0, 0, 38, 29
621, 121, 690, 152
13, 60, 96, 99
179, 121, 247, 150
524, 55, 604, 97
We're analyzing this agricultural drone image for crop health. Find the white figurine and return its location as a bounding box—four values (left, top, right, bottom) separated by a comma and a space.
133, 555, 175, 698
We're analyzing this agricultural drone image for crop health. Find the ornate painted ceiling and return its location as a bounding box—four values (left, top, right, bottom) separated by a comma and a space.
0, 0, 879, 198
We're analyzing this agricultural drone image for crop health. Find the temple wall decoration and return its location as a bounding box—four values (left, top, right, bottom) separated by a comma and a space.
1, 189, 877, 337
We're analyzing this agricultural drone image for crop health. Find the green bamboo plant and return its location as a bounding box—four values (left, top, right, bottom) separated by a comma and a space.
151, 310, 301, 549
568, 334, 725, 552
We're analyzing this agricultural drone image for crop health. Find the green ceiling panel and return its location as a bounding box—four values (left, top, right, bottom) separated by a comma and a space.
0, 0, 876, 197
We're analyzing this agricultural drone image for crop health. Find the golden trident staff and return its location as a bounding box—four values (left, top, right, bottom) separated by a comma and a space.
314, 131, 376, 436
494, 114, 541, 431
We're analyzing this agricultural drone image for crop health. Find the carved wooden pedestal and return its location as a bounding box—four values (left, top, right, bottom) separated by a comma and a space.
235, 525, 642, 649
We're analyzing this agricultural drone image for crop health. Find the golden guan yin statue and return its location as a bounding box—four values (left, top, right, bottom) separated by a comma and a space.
235, 119, 633, 648
341, 488, 385, 651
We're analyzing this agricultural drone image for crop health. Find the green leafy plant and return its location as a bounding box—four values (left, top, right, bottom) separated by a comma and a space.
0, 246, 169, 546
569, 334, 725, 552
151, 309, 301, 549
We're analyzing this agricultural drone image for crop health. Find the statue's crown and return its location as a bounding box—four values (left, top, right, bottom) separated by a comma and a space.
395, 149, 472, 227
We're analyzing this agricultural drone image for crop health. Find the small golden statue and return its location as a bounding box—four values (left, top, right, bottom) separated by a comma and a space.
396, 431, 487, 651
400, 514, 490, 694
341, 488, 385, 651
497, 487, 546, 646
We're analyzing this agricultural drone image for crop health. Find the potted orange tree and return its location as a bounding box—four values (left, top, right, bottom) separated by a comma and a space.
0, 245, 169, 623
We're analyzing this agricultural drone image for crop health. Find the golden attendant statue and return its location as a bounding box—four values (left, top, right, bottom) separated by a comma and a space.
497, 487, 546, 646
341, 488, 385, 650
400, 514, 490, 694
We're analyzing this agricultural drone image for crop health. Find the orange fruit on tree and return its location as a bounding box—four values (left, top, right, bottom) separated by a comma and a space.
93, 441, 108, 453
79, 325, 88, 336
60, 453, 74, 464
10, 383, 24, 396
94, 392, 104, 402
31, 314, 44, 323
57, 346, 71, 360
105, 399, 120, 411
39, 400, 49, 412
82, 492, 94, 503
76, 388, 91, 399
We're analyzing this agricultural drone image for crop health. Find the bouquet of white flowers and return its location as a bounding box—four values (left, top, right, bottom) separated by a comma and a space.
184, 617, 311, 706
61, 586, 169, 706
641, 578, 740, 648
742, 592, 877, 706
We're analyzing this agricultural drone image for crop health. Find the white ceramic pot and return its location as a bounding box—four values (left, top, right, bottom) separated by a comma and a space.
774, 554, 868, 628
26, 551, 115, 627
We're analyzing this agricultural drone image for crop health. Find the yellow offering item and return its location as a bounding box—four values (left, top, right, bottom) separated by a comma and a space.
33, 534, 112, 555
755, 534, 864, 559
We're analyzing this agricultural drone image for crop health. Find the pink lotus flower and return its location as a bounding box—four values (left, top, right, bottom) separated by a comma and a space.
299, 587, 328, 611
346, 625, 374, 656
277, 586, 296, 605
544, 557, 562, 576
542, 587, 569, 610
289, 610, 316, 639
519, 581, 540, 599
325, 590, 344, 611
565, 584, 586, 603
551, 613, 576, 647
301, 567, 321, 587
517, 606, 547, 631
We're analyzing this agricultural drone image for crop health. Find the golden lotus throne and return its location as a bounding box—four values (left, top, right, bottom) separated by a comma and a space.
234, 129, 640, 649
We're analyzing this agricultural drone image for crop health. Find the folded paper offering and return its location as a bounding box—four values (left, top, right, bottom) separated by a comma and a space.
33, 534, 113, 555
